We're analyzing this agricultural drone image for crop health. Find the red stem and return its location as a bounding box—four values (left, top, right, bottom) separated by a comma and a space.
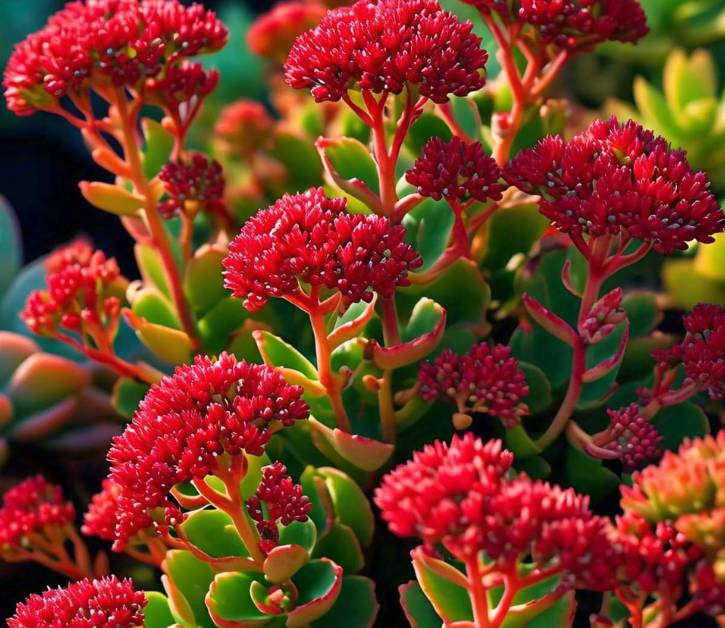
465, 555, 492, 628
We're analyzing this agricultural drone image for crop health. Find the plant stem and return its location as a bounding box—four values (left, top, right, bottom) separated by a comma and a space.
112, 90, 200, 350
465, 555, 492, 628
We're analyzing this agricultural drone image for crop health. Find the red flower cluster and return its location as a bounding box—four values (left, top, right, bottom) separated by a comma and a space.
4, 0, 228, 116
223, 187, 422, 311
405, 137, 504, 205
506, 118, 724, 254
579, 287, 627, 344
680, 303, 725, 400
215, 100, 275, 157
248, 2, 327, 63
246, 462, 312, 554
376, 434, 615, 589
470, 0, 648, 49
159, 153, 226, 219
284, 0, 487, 103
603, 404, 662, 471
81, 479, 122, 543
418, 343, 529, 427
20, 240, 126, 339
0, 476, 75, 551
8, 576, 146, 628
108, 353, 308, 548
691, 561, 725, 616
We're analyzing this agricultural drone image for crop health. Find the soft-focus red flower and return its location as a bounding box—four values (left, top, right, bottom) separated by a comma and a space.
506, 118, 724, 254
691, 560, 725, 617
284, 0, 487, 103
579, 287, 626, 344
680, 303, 725, 400
159, 153, 226, 219
374, 434, 513, 554
405, 137, 504, 205
223, 187, 421, 311
8, 575, 146, 628
418, 343, 529, 428
4, 0, 227, 116
248, 2, 327, 63
247, 462, 311, 554
602, 404, 662, 471
468, 0, 647, 49
214, 100, 275, 157
108, 353, 308, 548
81, 479, 122, 543
20, 239, 126, 338
0, 476, 75, 551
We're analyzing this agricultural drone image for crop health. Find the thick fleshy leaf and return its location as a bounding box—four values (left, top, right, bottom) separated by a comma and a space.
111, 377, 150, 419
143, 118, 175, 180
130, 314, 193, 365
479, 203, 548, 270
317, 467, 373, 547
240, 451, 272, 501
264, 545, 310, 583
269, 131, 322, 190
652, 402, 709, 452
510, 325, 572, 391
403, 197, 454, 272
144, 591, 176, 628
131, 288, 180, 329
317, 136, 380, 200
9, 397, 79, 441
564, 446, 619, 502
79, 181, 144, 217
693, 233, 725, 282
300, 467, 334, 536
185, 245, 228, 315
164, 550, 215, 627
312, 522, 364, 573
309, 417, 393, 471
311, 576, 379, 628
135, 244, 171, 298
286, 559, 343, 627
0, 332, 38, 383
411, 549, 472, 623
278, 519, 317, 554
0, 197, 21, 298
205, 571, 271, 625
254, 331, 318, 380
663, 258, 725, 309
180, 509, 247, 558
504, 424, 542, 459
622, 291, 660, 338
518, 362, 552, 414
399, 580, 442, 628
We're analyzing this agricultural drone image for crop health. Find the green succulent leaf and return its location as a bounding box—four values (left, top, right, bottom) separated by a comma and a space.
399, 580, 442, 628
132, 288, 180, 329
144, 591, 176, 628
279, 519, 318, 554
312, 522, 364, 573
0, 197, 21, 299
111, 377, 150, 419
184, 245, 227, 315
287, 559, 344, 627
317, 467, 374, 547
206, 571, 272, 625
403, 197, 455, 272
622, 291, 660, 338
564, 446, 619, 502
319, 136, 379, 195
164, 550, 215, 627
479, 203, 548, 271
254, 331, 318, 380
406, 113, 452, 154
652, 402, 709, 452
180, 509, 247, 558
311, 576, 379, 628
411, 550, 472, 623
518, 362, 552, 415
143, 118, 175, 180
264, 544, 310, 583
269, 131, 323, 190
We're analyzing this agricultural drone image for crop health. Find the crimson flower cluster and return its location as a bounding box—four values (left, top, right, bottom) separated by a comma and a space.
602, 404, 662, 471
81, 479, 123, 543
679, 303, 725, 400
246, 462, 312, 554
418, 343, 529, 428
107, 353, 308, 548
159, 153, 226, 219
284, 0, 488, 103
4, 0, 227, 116
471, 0, 648, 49
223, 187, 422, 311
0, 476, 75, 551
21, 240, 126, 339
375, 434, 615, 589
215, 100, 275, 157
8, 576, 146, 628
579, 287, 627, 344
506, 117, 724, 254
405, 137, 504, 206
248, 2, 327, 63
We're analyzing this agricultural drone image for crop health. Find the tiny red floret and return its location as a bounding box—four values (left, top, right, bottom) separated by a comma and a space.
214, 100, 275, 157
8, 575, 146, 628
159, 152, 226, 219
248, 2, 327, 63
680, 303, 725, 400
603, 404, 662, 471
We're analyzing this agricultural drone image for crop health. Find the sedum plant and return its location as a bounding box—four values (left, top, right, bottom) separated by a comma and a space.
0, 0, 724, 625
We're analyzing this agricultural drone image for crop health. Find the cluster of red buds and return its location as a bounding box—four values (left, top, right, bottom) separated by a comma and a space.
3, 0, 227, 117
600, 404, 662, 471
159, 152, 227, 220
284, 0, 487, 104
246, 462, 312, 554
418, 343, 529, 429
222, 187, 422, 312
506, 117, 724, 256
579, 287, 627, 344
8, 575, 146, 628
214, 99, 275, 158
20, 239, 127, 345
107, 352, 309, 549
248, 2, 327, 63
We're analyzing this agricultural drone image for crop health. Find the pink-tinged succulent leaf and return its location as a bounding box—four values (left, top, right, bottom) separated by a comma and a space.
0, 331, 38, 382
504, 424, 543, 458
205, 571, 269, 626
560, 258, 581, 297
8, 397, 78, 441
317, 467, 374, 547
521, 293, 577, 347
582, 323, 630, 383
163, 550, 215, 626
504, 590, 576, 627
286, 558, 343, 627
162, 574, 197, 627
124, 310, 193, 365
79, 181, 144, 217
0, 395, 11, 427
180, 509, 248, 559
254, 330, 319, 381
300, 467, 336, 536
9, 353, 90, 413
328, 299, 377, 350
366, 300, 446, 370
309, 417, 393, 471
311, 576, 379, 628
0, 197, 21, 298
316, 137, 383, 213
399, 580, 442, 628
264, 544, 310, 583
312, 522, 364, 573
411, 548, 472, 623
278, 519, 318, 554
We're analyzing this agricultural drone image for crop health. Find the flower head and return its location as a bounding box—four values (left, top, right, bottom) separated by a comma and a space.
248, 2, 327, 63
284, 0, 487, 103
418, 343, 529, 428
0, 476, 75, 552
247, 462, 312, 554
20, 239, 126, 338
505, 118, 724, 254
691, 560, 725, 617
223, 187, 421, 311
159, 153, 226, 219
374, 434, 513, 554
602, 404, 662, 471
108, 352, 308, 548
8, 576, 146, 628
214, 100, 275, 157
4, 0, 227, 116
679, 303, 725, 400
405, 137, 504, 205
81, 479, 122, 542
